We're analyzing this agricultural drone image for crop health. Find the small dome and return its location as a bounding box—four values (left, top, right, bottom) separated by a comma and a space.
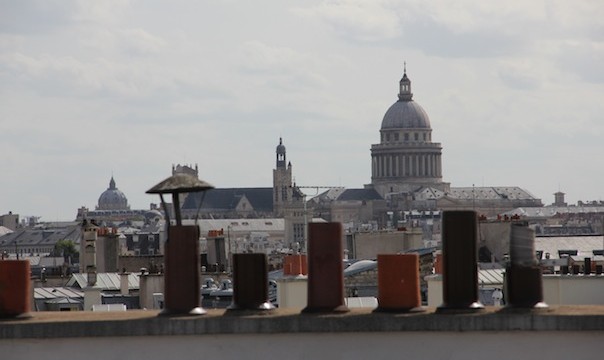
276, 137, 286, 153
381, 100, 431, 130
97, 177, 129, 211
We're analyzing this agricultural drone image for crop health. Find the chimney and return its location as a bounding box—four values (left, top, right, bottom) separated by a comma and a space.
375, 254, 424, 312
228, 253, 274, 311
584, 258, 592, 275
437, 211, 484, 313
161, 226, 204, 315
505, 222, 547, 310
283, 254, 307, 276
303, 222, 349, 313
0, 260, 31, 318
434, 252, 443, 274
120, 272, 129, 296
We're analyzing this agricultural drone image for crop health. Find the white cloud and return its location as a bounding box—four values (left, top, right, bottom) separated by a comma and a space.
295, 0, 402, 42
117, 28, 167, 56
1, 0, 603, 219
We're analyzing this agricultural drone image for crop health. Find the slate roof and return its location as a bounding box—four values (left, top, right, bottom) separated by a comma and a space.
449, 187, 539, 201
182, 188, 274, 213
0, 225, 82, 247
0, 226, 13, 236
66, 272, 140, 291
183, 218, 285, 235
478, 268, 505, 286
534, 236, 604, 259
34, 287, 84, 300
336, 188, 384, 201
504, 206, 604, 218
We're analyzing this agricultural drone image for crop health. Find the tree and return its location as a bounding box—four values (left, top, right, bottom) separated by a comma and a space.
53, 239, 79, 264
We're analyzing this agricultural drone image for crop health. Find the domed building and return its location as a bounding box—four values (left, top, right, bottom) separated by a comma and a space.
96, 176, 130, 211
370, 67, 450, 198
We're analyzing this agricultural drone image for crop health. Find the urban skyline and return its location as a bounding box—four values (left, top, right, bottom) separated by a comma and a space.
1, 1, 603, 221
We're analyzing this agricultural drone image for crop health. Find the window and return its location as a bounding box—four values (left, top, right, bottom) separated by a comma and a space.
404, 133, 409, 141
414, 133, 418, 141
394, 133, 399, 141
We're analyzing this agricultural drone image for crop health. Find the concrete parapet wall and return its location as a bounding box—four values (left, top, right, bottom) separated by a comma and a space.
1, 308, 603, 359
2, 331, 603, 360
2, 307, 604, 338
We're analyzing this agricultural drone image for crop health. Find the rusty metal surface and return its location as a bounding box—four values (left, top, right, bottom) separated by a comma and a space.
146, 173, 214, 194
506, 265, 546, 308
229, 253, 273, 310
303, 223, 348, 313
439, 211, 484, 311
162, 226, 203, 315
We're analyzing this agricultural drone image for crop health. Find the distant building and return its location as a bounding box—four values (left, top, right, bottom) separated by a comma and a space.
370, 66, 450, 197
554, 191, 567, 207
97, 177, 130, 211
179, 138, 308, 248
504, 193, 604, 236
0, 222, 81, 258
0, 212, 19, 231
76, 176, 163, 224
122, 223, 163, 256
314, 68, 542, 232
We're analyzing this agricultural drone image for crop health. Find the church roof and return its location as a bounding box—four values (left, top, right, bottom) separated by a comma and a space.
381, 69, 431, 130
381, 100, 431, 130
182, 188, 274, 213
449, 187, 539, 201
98, 176, 129, 210
336, 188, 383, 201
0, 224, 82, 248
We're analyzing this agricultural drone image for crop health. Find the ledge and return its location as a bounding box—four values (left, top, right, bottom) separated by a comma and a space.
2, 306, 604, 339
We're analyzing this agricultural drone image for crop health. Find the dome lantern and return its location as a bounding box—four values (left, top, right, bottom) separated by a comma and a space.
398, 62, 413, 101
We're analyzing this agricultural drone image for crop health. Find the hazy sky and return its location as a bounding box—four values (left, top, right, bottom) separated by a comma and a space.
1, 0, 603, 221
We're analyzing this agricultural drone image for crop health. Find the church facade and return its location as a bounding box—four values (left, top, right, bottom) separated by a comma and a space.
370, 67, 450, 197
179, 139, 308, 248
313, 67, 543, 230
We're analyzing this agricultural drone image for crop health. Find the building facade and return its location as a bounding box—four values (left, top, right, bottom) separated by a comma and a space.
370, 67, 450, 198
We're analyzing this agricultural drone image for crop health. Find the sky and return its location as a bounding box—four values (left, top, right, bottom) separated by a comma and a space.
1, 0, 603, 221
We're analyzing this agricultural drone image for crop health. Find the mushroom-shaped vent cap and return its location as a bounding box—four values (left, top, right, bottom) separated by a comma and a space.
146, 173, 214, 194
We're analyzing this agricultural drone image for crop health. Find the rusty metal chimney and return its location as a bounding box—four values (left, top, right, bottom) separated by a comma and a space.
228, 253, 274, 311
584, 257, 592, 275
505, 221, 548, 310
437, 210, 484, 313
0, 260, 31, 319
147, 173, 214, 316
303, 222, 349, 313
375, 254, 424, 313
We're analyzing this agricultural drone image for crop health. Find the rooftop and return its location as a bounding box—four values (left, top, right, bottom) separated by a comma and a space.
2, 306, 604, 339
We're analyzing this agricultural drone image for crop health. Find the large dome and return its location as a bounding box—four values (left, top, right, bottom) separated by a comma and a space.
381, 100, 431, 130
97, 177, 129, 211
